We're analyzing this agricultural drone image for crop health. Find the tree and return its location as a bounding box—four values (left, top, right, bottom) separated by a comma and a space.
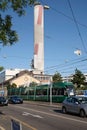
0, 66, 4, 71
52, 72, 62, 82
29, 82, 38, 87
0, 0, 36, 45
72, 69, 86, 88
6, 82, 17, 90
11, 83, 17, 88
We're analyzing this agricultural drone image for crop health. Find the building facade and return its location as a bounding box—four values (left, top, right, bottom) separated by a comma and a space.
0, 69, 52, 88
0, 69, 24, 84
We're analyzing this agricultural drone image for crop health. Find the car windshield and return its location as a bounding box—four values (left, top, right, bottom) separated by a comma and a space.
77, 97, 87, 104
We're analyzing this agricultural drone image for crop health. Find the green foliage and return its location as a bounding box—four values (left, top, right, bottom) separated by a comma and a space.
0, 0, 36, 15
6, 82, 17, 90
11, 83, 17, 88
0, 0, 36, 45
52, 72, 62, 82
29, 82, 38, 87
0, 14, 18, 45
72, 69, 86, 88
0, 66, 4, 71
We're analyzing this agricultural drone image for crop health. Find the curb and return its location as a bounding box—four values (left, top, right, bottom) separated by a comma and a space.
24, 101, 62, 108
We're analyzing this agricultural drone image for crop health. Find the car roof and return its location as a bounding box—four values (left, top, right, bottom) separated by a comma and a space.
0, 96, 5, 98
66, 95, 87, 100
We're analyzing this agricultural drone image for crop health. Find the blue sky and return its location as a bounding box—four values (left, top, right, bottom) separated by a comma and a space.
0, 0, 87, 77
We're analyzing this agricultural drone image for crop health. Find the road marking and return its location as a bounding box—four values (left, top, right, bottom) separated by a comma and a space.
9, 115, 37, 130
0, 126, 5, 130
13, 105, 87, 125
22, 112, 43, 118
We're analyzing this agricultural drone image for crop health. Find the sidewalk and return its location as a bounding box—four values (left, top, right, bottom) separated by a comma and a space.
24, 100, 62, 108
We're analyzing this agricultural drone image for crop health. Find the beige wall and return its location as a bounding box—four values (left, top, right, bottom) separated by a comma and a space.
10, 73, 40, 87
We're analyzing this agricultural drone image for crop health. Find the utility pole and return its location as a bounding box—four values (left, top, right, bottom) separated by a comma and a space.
50, 77, 52, 105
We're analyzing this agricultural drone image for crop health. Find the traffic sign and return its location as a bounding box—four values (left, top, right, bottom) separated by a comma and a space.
11, 119, 22, 130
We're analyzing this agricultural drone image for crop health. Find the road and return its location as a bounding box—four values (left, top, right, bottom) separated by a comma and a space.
0, 101, 87, 130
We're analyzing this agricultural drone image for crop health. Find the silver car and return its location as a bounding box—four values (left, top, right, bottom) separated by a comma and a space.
62, 95, 87, 117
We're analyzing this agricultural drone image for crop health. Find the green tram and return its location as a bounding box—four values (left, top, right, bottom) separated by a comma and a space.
8, 82, 74, 103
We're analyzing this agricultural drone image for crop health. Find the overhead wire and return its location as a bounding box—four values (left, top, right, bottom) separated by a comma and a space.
43, 0, 87, 71
40, 0, 87, 29
40, 0, 87, 75
41, 0, 87, 54
67, 0, 87, 54
45, 55, 87, 70
44, 57, 87, 74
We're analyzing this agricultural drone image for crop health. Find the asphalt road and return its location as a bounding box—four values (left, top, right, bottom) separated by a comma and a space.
0, 101, 87, 130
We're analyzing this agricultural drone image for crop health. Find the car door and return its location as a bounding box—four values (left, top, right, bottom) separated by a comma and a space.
65, 97, 73, 112
70, 97, 80, 114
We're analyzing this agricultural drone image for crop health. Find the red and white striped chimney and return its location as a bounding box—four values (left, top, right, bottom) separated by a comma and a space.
34, 2, 44, 74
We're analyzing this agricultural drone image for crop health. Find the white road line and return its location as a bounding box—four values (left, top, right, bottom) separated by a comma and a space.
22, 112, 43, 118
0, 126, 5, 130
13, 105, 87, 124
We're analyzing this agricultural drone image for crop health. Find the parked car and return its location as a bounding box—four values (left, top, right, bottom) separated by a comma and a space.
62, 95, 87, 117
8, 96, 23, 104
0, 96, 8, 106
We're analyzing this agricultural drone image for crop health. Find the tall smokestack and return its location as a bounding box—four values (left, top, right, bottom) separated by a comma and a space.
34, 2, 44, 74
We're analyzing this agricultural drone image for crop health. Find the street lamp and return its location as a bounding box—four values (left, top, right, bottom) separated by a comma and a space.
44, 5, 50, 10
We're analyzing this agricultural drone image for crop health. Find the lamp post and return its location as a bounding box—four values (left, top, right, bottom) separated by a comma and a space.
50, 77, 53, 105
2, 79, 3, 90
1, 76, 4, 96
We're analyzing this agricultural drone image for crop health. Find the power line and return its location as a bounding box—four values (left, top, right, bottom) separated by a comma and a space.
45, 55, 87, 69
41, 0, 87, 29
39, 1, 87, 75
41, 0, 87, 53
51, 7, 87, 29
44, 57, 87, 72
67, 0, 87, 54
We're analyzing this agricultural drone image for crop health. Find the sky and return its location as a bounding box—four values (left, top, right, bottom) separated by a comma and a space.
0, 0, 87, 77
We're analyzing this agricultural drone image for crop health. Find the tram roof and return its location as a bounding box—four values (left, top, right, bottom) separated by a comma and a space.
36, 82, 73, 89
53, 82, 73, 88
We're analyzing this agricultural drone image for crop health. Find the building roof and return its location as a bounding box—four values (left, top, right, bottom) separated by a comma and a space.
5, 70, 35, 82
0, 70, 40, 87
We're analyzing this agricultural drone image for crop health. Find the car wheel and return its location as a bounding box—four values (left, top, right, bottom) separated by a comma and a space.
80, 109, 85, 117
62, 106, 67, 114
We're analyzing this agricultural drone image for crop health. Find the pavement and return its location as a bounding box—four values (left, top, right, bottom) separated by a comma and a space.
0, 101, 62, 130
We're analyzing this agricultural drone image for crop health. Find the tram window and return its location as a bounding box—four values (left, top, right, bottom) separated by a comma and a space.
36, 90, 41, 95
52, 89, 56, 95
29, 90, 34, 95
43, 89, 47, 95
48, 88, 65, 95
58, 88, 64, 95
36, 89, 47, 95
